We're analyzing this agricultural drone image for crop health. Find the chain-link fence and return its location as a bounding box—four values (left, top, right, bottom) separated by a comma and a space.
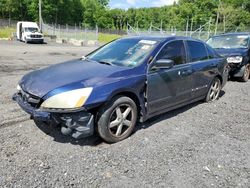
127, 28, 225, 41
0, 18, 17, 28
42, 23, 98, 45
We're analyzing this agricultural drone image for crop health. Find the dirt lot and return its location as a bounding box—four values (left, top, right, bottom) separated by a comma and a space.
0, 40, 250, 187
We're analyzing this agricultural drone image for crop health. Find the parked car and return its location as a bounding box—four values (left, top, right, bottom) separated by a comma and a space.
13, 36, 228, 143
207, 33, 250, 82
16, 21, 44, 44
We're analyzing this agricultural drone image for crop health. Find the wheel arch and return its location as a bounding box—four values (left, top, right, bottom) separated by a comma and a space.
215, 74, 223, 84
109, 91, 142, 116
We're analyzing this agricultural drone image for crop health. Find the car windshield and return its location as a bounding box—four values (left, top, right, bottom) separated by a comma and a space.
87, 38, 158, 67
207, 35, 249, 49
25, 27, 38, 33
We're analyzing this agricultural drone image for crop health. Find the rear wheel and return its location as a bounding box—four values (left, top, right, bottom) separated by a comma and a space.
239, 64, 250, 82
97, 96, 137, 143
205, 77, 221, 102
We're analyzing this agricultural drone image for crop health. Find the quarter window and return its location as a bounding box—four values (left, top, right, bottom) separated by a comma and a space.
187, 41, 209, 62
156, 40, 186, 65
206, 46, 216, 59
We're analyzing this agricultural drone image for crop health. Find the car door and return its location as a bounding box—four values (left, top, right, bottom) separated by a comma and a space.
147, 40, 193, 115
186, 40, 218, 99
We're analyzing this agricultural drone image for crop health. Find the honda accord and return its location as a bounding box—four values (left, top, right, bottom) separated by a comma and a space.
13, 36, 228, 143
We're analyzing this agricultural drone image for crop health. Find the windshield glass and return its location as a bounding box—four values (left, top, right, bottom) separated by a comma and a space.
207, 35, 249, 49
25, 27, 39, 33
87, 38, 158, 67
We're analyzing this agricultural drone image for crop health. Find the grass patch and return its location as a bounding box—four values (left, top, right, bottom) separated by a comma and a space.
0, 27, 15, 38
98, 33, 122, 43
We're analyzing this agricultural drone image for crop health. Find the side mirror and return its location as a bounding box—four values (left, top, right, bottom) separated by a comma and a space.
152, 59, 174, 69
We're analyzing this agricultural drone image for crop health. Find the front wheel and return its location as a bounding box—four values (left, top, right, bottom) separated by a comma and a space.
97, 96, 138, 143
239, 64, 250, 82
205, 77, 221, 102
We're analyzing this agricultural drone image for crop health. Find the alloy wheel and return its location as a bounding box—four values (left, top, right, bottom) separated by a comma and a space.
108, 104, 134, 137
209, 80, 221, 101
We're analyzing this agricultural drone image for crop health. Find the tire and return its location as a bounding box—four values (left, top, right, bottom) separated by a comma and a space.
239, 64, 250, 82
205, 77, 222, 102
97, 96, 138, 143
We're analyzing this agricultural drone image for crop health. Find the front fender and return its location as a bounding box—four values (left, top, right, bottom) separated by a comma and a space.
84, 75, 146, 110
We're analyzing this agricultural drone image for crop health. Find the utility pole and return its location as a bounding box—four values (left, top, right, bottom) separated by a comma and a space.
185, 17, 189, 36
39, 0, 42, 32
190, 17, 193, 37
215, 0, 221, 35
207, 17, 212, 39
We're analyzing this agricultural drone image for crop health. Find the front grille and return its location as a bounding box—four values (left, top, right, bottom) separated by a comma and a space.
31, 35, 42, 39
228, 63, 240, 70
19, 89, 41, 108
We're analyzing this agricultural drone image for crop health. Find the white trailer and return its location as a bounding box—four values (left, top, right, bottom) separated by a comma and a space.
17, 22, 44, 43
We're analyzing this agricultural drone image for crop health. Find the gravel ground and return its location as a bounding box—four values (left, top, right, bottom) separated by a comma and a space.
0, 40, 250, 187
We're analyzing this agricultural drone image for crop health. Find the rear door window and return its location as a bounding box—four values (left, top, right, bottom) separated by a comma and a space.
187, 41, 209, 62
156, 40, 186, 65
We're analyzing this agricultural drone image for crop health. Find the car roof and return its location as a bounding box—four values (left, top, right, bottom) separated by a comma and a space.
211, 32, 250, 38
120, 35, 204, 43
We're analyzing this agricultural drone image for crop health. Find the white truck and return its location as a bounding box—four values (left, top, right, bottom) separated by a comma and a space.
17, 22, 44, 43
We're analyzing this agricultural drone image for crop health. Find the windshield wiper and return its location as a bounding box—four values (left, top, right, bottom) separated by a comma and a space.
98, 61, 114, 66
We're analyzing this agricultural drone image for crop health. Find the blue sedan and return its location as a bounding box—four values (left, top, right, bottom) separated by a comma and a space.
207, 33, 250, 82
13, 36, 228, 143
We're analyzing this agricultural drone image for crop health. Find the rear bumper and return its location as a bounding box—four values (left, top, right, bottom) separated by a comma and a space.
12, 93, 94, 139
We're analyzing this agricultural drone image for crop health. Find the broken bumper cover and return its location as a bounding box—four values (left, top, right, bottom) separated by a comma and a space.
12, 93, 94, 139
12, 93, 50, 122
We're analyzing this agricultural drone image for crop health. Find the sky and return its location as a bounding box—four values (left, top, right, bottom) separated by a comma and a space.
109, 0, 177, 9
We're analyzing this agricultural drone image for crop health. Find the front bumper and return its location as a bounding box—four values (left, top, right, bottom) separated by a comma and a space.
228, 63, 245, 77
26, 38, 44, 43
12, 93, 94, 139
12, 93, 50, 121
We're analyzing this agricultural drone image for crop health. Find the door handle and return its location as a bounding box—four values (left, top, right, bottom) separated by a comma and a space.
181, 70, 193, 76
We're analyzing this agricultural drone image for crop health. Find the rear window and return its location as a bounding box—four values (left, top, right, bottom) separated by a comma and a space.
187, 41, 209, 62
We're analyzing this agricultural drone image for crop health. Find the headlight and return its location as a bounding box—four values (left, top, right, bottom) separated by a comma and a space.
227, 56, 243, 63
17, 84, 21, 91
41, 87, 93, 109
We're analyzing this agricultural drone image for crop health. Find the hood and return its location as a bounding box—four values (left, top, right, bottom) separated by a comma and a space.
20, 59, 140, 98
215, 48, 248, 57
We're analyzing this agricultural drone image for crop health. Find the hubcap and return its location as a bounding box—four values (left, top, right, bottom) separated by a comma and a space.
209, 80, 220, 101
109, 104, 133, 137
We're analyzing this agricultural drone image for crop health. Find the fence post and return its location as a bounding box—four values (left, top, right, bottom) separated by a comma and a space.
199, 25, 202, 39
207, 17, 212, 40
66, 24, 68, 40
75, 23, 77, 40
59, 24, 61, 39
96, 25, 98, 42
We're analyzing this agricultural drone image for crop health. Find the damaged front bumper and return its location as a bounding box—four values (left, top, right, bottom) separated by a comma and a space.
12, 93, 94, 139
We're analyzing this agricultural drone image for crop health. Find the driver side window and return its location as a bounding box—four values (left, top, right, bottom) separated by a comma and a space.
156, 40, 186, 65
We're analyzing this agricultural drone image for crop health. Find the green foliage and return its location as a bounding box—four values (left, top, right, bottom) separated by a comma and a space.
0, 0, 249, 32
0, 27, 15, 38
98, 33, 121, 43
